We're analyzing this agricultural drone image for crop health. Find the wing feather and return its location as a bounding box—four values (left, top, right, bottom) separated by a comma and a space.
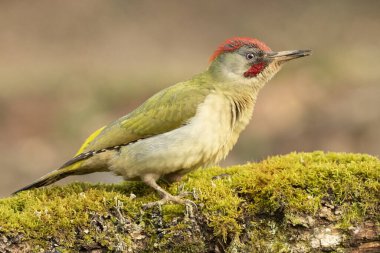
79, 79, 213, 153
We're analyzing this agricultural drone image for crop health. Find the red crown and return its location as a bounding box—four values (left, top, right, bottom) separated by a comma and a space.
209, 37, 271, 62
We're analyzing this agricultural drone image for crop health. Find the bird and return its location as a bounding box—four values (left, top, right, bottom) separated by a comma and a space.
13, 37, 311, 207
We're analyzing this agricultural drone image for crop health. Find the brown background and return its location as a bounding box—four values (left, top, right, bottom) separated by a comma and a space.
1, 0, 379, 197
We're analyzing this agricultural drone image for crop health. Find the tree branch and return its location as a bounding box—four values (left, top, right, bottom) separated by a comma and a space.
1, 151, 379, 252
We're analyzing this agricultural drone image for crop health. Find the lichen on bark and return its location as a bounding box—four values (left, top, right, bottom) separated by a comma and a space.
0, 151, 379, 252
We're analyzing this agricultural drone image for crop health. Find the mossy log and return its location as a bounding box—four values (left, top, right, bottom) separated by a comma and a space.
0, 151, 379, 252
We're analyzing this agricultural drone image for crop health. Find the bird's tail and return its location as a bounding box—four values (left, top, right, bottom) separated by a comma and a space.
13, 126, 109, 195
12, 167, 75, 194
12, 161, 93, 195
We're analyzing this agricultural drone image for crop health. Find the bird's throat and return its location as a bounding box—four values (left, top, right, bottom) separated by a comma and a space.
243, 62, 266, 78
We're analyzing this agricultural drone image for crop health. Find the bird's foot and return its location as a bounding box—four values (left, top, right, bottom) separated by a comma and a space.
142, 193, 197, 217
177, 190, 195, 199
142, 193, 195, 208
141, 174, 197, 217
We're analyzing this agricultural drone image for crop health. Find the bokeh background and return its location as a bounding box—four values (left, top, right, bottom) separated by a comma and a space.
1, 0, 379, 197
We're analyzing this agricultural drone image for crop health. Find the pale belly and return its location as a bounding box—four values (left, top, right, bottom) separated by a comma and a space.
109, 93, 254, 180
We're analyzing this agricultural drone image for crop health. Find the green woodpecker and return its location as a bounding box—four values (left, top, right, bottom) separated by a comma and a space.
14, 37, 311, 206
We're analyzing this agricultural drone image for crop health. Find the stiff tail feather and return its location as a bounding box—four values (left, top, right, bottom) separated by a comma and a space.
12, 147, 119, 195
12, 126, 111, 195
12, 167, 78, 195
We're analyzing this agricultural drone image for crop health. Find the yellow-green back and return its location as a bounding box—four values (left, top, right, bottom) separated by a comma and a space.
77, 73, 215, 154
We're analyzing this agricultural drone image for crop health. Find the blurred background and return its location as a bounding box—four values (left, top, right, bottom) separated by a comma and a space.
1, 0, 379, 197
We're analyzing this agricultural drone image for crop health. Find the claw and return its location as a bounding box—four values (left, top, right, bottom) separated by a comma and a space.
142, 193, 197, 211
177, 191, 193, 198
143, 194, 184, 209
141, 174, 197, 215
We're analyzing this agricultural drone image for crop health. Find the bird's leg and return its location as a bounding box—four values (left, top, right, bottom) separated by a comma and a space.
162, 171, 184, 183
161, 171, 195, 199
141, 174, 196, 212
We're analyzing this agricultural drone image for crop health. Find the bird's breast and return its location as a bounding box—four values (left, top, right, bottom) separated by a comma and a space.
184, 92, 255, 164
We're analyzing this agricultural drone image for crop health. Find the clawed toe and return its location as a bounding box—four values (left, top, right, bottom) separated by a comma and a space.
142, 194, 197, 211
143, 195, 184, 208
141, 175, 197, 212
177, 191, 193, 198
142, 198, 169, 209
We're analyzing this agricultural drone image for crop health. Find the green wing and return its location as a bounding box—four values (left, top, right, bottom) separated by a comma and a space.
81, 79, 213, 152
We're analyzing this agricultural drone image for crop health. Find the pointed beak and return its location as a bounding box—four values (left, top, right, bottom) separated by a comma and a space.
266, 49, 312, 62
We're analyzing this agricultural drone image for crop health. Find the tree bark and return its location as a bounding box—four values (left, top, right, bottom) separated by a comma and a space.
0, 152, 379, 252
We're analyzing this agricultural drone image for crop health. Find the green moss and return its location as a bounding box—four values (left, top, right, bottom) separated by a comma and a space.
0, 151, 379, 251
182, 151, 379, 239
0, 183, 149, 251
161, 204, 186, 223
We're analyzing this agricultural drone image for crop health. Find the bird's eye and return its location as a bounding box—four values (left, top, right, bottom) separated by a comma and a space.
246, 53, 254, 60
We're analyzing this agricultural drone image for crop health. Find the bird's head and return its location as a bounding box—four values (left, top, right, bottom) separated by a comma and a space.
208, 37, 311, 87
